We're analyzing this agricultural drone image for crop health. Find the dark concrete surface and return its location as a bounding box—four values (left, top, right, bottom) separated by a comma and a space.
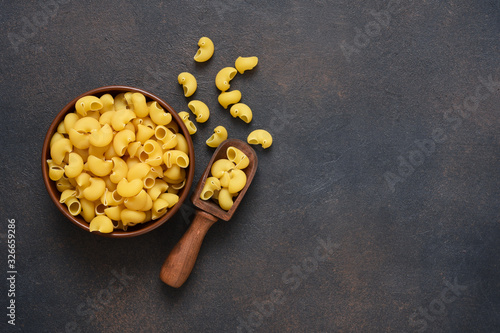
1, 1, 499, 332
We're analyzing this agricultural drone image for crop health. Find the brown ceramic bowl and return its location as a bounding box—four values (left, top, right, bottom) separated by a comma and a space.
41, 86, 195, 238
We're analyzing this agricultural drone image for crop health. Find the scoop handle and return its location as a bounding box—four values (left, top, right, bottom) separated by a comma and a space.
160, 210, 218, 288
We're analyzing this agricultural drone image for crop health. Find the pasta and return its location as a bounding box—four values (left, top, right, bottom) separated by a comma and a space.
247, 129, 273, 148
215, 67, 237, 92
218, 90, 241, 109
206, 126, 228, 148
229, 103, 253, 123
178, 72, 197, 97
227, 147, 250, 169
47, 92, 191, 233
194, 37, 214, 62
200, 146, 249, 210
89, 215, 114, 233
187, 100, 210, 123
235, 56, 259, 74
178, 111, 197, 135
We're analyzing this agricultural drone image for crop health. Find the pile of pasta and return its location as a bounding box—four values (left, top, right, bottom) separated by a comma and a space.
177, 37, 273, 149
47, 92, 191, 233
200, 146, 249, 211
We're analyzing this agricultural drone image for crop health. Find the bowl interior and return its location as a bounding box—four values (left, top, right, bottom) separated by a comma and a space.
41, 86, 195, 238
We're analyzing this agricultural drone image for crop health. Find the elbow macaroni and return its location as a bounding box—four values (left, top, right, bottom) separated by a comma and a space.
178, 112, 197, 135
187, 100, 210, 123
235, 56, 259, 74
215, 67, 237, 92
218, 90, 241, 109
194, 37, 214, 62
47, 92, 191, 233
229, 103, 253, 123
247, 129, 273, 148
178, 72, 197, 97
206, 126, 228, 148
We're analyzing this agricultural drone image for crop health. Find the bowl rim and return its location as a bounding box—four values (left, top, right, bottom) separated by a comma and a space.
41, 85, 195, 238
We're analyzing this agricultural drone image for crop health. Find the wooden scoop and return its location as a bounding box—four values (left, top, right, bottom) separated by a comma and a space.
160, 139, 258, 288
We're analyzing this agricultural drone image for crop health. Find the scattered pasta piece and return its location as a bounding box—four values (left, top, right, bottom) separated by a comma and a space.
215, 67, 237, 92
235, 56, 258, 74
229, 103, 253, 123
194, 37, 214, 62
218, 90, 241, 109
188, 100, 210, 123
206, 126, 228, 148
178, 72, 197, 97
247, 129, 273, 148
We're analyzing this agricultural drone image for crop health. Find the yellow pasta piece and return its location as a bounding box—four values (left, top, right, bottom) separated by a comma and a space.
104, 205, 123, 221
49, 132, 65, 148
65, 197, 82, 216
82, 178, 106, 201
235, 56, 259, 74
124, 190, 152, 211
121, 209, 147, 225
127, 162, 151, 181
187, 100, 210, 123
147, 179, 169, 201
87, 155, 113, 177
89, 123, 113, 147
163, 150, 189, 169
218, 90, 241, 109
227, 146, 249, 169
228, 169, 247, 194
148, 101, 172, 126
117, 178, 143, 198
211, 159, 235, 178
206, 126, 228, 148
152, 198, 169, 219
47, 159, 65, 181
230, 103, 253, 123
100, 94, 115, 113
178, 111, 197, 135
175, 133, 189, 154
215, 67, 237, 92
99, 111, 115, 126
50, 138, 73, 165
194, 36, 214, 62
136, 124, 155, 144
218, 188, 234, 211
113, 129, 135, 156
63, 113, 79, 133
64, 152, 84, 178
110, 157, 128, 184
155, 126, 178, 150
178, 72, 197, 97
163, 165, 185, 183
132, 92, 149, 117
75, 96, 103, 117
247, 129, 273, 148
158, 193, 179, 208
89, 215, 114, 233
143, 140, 163, 167
111, 109, 136, 131
199, 177, 221, 200
80, 198, 95, 223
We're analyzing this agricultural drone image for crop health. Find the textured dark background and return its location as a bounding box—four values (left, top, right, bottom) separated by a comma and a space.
1, 1, 499, 332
